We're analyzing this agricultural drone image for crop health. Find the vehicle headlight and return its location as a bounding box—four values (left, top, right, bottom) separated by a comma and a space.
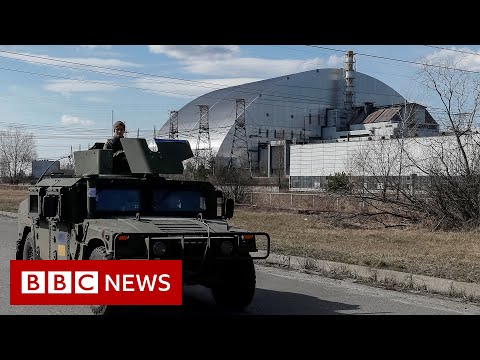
219, 240, 234, 255
153, 241, 167, 256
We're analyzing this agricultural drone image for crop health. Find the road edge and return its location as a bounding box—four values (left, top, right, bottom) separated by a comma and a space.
0, 211, 17, 218
2, 211, 478, 302
257, 253, 480, 302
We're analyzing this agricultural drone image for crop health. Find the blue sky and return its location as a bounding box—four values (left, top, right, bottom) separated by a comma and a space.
0, 44, 478, 161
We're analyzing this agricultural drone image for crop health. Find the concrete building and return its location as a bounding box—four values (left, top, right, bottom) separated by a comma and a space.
289, 134, 468, 191
158, 52, 424, 175
157, 52, 439, 179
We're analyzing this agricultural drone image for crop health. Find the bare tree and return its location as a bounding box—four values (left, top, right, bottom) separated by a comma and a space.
349, 56, 480, 229
350, 102, 419, 198
0, 126, 37, 184
414, 56, 480, 228
213, 159, 251, 203
348, 103, 427, 223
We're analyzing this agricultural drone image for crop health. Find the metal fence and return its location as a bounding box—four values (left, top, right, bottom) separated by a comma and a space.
289, 174, 429, 193
0, 184, 372, 213
243, 192, 369, 213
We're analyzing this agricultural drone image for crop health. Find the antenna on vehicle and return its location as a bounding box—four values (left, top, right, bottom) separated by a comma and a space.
35, 154, 72, 185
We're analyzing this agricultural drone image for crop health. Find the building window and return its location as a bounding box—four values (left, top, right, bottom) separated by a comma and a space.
291, 131, 294, 139
274, 129, 277, 137
258, 128, 262, 135
266, 129, 269, 137
309, 113, 312, 125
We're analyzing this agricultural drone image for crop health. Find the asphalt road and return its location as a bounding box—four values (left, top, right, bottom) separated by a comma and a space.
2, 215, 480, 315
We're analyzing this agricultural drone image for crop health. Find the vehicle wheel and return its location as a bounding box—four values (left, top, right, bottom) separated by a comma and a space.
211, 255, 256, 311
88, 246, 111, 315
22, 233, 37, 260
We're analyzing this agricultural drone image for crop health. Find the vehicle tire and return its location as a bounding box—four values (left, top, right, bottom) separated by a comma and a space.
22, 233, 37, 260
211, 255, 256, 311
88, 245, 112, 315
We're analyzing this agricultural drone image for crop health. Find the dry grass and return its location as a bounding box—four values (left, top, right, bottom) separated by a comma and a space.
3, 189, 480, 284
229, 207, 480, 284
0, 189, 27, 212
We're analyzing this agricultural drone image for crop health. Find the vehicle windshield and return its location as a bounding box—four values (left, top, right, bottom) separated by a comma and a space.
153, 190, 206, 213
96, 188, 141, 212
95, 188, 206, 213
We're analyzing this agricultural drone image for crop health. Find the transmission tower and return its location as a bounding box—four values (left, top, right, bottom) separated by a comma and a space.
194, 105, 212, 169
228, 99, 251, 175
169, 110, 179, 139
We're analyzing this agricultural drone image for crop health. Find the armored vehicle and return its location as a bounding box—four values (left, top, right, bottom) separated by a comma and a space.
16, 138, 270, 314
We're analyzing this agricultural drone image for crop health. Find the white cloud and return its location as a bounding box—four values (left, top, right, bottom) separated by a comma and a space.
424, 47, 480, 71
148, 45, 240, 59
44, 80, 116, 96
61, 115, 94, 126
82, 96, 109, 103
148, 45, 342, 78
133, 77, 262, 99
183, 57, 334, 78
326, 55, 344, 67
80, 45, 112, 49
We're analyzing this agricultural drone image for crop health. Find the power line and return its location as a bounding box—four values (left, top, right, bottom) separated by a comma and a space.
0, 65, 202, 97
425, 45, 480, 57
6, 46, 478, 108
0, 50, 233, 90
0, 49, 415, 105
307, 45, 480, 74
3, 46, 472, 159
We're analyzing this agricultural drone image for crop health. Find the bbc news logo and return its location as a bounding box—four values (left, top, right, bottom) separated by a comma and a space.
10, 260, 182, 305
22, 271, 100, 294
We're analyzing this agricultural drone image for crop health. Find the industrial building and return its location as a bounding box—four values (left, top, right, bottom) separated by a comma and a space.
158, 52, 439, 180
289, 137, 427, 191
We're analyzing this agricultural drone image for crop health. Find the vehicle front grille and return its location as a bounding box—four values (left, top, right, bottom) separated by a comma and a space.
148, 220, 207, 233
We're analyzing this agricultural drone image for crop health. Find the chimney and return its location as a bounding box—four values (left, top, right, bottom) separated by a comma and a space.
344, 51, 355, 126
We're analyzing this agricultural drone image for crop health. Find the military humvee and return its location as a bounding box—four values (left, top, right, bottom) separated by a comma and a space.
16, 138, 270, 314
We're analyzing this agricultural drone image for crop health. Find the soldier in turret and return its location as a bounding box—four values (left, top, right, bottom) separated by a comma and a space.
103, 120, 126, 155
104, 120, 130, 173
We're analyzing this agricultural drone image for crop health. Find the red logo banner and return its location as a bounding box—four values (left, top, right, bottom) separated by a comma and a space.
10, 260, 182, 305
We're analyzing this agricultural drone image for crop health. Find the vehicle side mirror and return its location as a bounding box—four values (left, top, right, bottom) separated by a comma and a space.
224, 198, 234, 219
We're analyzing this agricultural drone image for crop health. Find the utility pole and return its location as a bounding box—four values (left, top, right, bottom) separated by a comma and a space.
194, 105, 212, 171
228, 99, 251, 176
